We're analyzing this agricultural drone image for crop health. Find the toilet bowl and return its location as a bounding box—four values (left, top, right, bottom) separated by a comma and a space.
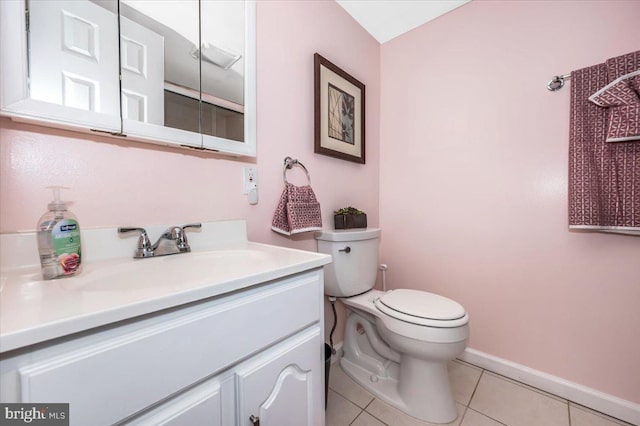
316, 229, 469, 424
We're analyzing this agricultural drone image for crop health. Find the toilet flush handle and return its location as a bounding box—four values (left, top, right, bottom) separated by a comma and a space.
339, 246, 351, 253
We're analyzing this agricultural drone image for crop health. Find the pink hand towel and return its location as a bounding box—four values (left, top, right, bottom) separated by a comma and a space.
272, 183, 322, 236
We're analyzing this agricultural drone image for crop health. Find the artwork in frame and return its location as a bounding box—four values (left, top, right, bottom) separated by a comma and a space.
314, 53, 365, 164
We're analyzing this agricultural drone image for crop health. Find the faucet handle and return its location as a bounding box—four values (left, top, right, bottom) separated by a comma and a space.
177, 223, 202, 251
118, 227, 153, 258
182, 223, 202, 231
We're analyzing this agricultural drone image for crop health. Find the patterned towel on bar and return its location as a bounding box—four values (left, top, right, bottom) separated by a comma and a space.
569, 51, 640, 234
272, 183, 322, 235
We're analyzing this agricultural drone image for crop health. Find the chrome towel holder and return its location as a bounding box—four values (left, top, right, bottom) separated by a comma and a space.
547, 73, 571, 91
283, 156, 311, 184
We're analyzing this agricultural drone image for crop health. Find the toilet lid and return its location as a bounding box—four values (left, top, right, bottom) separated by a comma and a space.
377, 289, 466, 321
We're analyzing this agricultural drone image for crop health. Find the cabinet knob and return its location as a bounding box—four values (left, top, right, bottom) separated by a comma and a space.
249, 414, 260, 426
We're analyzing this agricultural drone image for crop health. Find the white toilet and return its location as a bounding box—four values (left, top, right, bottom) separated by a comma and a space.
316, 228, 469, 424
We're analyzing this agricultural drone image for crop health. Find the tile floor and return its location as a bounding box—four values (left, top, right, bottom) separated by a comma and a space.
326, 359, 633, 426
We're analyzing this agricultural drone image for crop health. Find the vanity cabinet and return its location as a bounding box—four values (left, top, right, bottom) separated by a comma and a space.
0, 0, 256, 157
0, 270, 325, 426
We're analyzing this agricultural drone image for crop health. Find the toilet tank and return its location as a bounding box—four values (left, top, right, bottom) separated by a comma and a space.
315, 228, 381, 297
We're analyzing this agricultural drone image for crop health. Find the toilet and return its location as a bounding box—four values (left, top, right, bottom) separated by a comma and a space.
316, 228, 469, 424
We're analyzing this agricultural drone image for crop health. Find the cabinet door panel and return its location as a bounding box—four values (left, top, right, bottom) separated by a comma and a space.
29, 1, 119, 114
21, 0, 121, 130
261, 365, 312, 424
120, 17, 164, 125
130, 383, 221, 426
237, 327, 323, 426
125, 373, 235, 426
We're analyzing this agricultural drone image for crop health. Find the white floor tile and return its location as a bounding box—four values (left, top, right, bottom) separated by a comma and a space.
449, 360, 482, 405
352, 411, 388, 426
569, 403, 633, 426
326, 389, 362, 426
329, 363, 375, 408
327, 357, 631, 426
460, 409, 505, 426
469, 372, 569, 426
480, 370, 566, 403
366, 398, 466, 426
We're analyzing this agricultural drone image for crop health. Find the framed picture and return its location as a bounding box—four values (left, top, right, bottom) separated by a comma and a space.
314, 53, 365, 164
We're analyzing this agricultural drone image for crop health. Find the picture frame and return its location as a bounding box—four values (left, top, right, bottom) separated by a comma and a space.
314, 53, 365, 164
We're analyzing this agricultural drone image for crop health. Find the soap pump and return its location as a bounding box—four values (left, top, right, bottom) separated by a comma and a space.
37, 186, 82, 280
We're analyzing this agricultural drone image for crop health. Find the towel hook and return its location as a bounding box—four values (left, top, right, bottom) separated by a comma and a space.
547, 74, 570, 91
283, 156, 311, 185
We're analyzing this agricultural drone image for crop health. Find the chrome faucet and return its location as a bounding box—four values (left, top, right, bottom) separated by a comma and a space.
151, 224, 201, 256
118, 223, 202, 258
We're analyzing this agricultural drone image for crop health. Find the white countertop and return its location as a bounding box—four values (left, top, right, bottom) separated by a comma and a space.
0, 221, 331, 353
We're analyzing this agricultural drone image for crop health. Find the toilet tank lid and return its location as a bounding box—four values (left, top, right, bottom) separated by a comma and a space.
315, 228, 381, 242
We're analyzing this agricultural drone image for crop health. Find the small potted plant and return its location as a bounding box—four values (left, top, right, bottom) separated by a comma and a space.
334, 206, 367, 229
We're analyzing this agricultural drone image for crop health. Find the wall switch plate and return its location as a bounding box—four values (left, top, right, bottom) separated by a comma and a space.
243, 167, 258, 194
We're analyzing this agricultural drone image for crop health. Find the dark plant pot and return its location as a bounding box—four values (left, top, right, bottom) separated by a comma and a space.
334, 214, 367, 229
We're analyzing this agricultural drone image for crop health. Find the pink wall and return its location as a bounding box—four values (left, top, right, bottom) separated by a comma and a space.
0, 0, 379, 246
380, 0, 640, 403
0, 1, 379, 342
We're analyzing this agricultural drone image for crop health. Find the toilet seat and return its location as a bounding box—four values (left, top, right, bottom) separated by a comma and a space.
375, 289, 469, 328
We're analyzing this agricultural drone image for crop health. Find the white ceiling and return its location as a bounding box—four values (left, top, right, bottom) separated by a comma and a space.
336, 0, 471, 44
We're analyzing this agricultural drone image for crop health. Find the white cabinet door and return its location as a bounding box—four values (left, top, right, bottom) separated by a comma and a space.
14, 0, 122, 131
236, 327, 324, 426
29, 1, 119, 114
124, 372, 235, 426
120, 16, 164, 125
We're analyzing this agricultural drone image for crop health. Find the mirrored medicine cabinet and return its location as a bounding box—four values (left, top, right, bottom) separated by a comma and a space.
0, 0, 256, 157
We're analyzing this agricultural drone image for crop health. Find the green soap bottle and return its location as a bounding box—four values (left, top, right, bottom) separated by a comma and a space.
37, 186, 82, 280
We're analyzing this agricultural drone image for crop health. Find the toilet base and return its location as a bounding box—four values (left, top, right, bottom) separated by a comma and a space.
340, 354, 458, 424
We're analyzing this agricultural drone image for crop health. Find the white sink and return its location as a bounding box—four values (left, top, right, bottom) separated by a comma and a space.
55, 249, 274, 293
0, 221, 332, 353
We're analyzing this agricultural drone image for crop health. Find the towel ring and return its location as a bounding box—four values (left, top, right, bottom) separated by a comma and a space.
547, 74, 570, 91
283, 156, 311, 184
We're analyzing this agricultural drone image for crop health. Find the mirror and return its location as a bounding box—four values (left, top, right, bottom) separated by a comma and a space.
200, 1, 245, 142
12, 0, 255, 155
120, 0, 251, 148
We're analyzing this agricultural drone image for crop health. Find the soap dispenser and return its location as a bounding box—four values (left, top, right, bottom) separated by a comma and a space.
37, 186, 82, 280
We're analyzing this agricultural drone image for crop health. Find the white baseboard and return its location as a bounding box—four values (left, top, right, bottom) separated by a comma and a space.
459, 348, 640, 425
